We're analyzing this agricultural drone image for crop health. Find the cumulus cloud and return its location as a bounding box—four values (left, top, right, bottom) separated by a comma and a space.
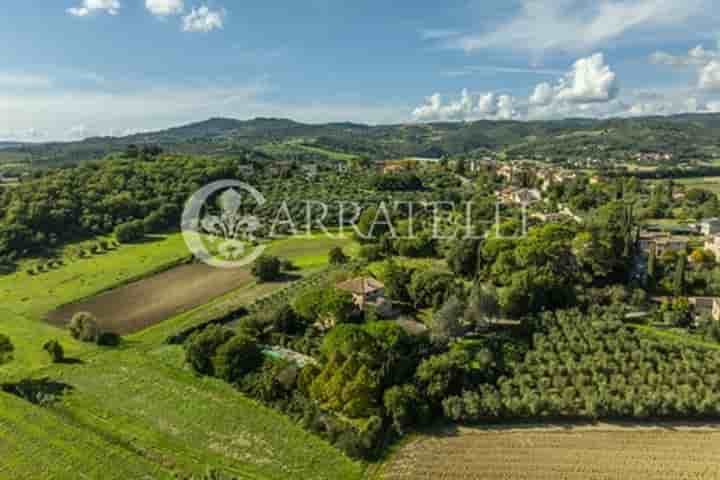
699, 61, 720, 91
651, 44, 720, 91
182, 5, 225, 32
530, 82, 554, 106
68, 125, 92, 140
650, 45, 720, 66
444, 0, 707, 56
413, 52, 620, 122
146, 0, 184, 16
553, 53, 618, 103
412, 89, 519, 122
529, 53, 618, 107
67, 0, 120, 17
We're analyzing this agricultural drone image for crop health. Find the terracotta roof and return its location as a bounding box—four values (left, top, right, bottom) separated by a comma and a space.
336, 277, 384, 295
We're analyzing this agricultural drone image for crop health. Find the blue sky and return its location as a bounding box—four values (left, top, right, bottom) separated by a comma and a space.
3, 0, 720, 140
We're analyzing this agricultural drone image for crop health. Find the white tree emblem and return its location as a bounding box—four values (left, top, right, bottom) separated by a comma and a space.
182, 180, 267, 268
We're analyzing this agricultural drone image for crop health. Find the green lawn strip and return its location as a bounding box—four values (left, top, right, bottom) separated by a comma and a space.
0, 394, 168, 480
35, 347, 365, 479
633, 324, 720, 350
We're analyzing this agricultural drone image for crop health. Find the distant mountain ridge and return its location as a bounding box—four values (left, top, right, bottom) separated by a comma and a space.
7, 113, 720, 167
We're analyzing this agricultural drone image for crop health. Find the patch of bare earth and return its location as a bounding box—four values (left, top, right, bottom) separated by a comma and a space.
382, 422, 720, 480
46, 263, 253, 334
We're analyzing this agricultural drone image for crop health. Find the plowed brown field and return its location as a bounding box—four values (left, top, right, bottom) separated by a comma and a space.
46, 263, 253, 334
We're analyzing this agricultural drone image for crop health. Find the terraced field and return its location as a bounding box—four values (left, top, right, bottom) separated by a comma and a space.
381, 424, 720, 480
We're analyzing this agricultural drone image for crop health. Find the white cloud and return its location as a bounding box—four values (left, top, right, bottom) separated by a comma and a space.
530, 82, 554, 106
68, 125, 92, 140
554, 53, 618, 103
651, 44, 720, 91
529, 53, 618, 108
650, 45, 720, 66
443, 65, 565, 78
0, 79, 408, 142
412, 89, 520, 122
0, 73, 53, 89
67, 0, 121, 16
421, 29, 460, 40
445, 0, 707, 55
413, 52, 620, 122
182, 5, 225, 32
699, 61, 720, 91
146, 0, 184, 16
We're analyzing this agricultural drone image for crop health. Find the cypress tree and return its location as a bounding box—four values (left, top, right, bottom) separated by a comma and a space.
647, 248, 657, 290
673, 254, 687, 296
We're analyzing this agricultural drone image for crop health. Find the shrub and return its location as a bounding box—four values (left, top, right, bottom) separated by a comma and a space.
42, 340, 64, 363
0, 334, 14, 365
69, 312, 100, 343
185, 326, 235, 376
252, 255, 283, 282
114, 220, 146, 243
213, 334, 264, 383
96, 331, 121, 347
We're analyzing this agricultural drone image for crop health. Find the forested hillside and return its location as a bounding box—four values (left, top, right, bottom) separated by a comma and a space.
5, 113, 720, 168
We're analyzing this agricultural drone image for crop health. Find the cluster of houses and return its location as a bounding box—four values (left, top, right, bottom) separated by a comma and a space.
633, 152, 674, 163
638, 219, 720, 323
496, 186, 543, 205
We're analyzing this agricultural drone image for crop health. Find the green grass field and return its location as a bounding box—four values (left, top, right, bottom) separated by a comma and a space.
0, 232, 365, 479
670, 176, 720, 194
258, 140, 361, 163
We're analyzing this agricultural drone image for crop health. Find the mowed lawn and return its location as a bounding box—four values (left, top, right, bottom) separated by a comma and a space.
0, 232, 364, 479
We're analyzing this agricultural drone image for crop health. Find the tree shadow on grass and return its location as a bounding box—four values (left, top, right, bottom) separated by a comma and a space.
2, 377, 74, 405
58, 357, 84, 365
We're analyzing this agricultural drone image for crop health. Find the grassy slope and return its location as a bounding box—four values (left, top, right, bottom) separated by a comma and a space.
0, 234, 191, 378
0, 233, 364, 480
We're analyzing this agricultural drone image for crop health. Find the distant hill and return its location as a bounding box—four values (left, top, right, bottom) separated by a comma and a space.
5, 113, 720, 167
0, 142, 25, 150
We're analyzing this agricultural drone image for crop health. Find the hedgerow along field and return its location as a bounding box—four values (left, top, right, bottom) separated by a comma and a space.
381, 424, 720, 480
0, 231, 365, 479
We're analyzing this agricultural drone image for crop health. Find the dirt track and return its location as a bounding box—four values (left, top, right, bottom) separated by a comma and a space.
46, 263, 253, 334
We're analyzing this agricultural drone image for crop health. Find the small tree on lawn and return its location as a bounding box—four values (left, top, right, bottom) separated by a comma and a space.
43, 340, 65, 363
69, 312, 100, 343
251, 255, 282, 282
114, 220, 145, 244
